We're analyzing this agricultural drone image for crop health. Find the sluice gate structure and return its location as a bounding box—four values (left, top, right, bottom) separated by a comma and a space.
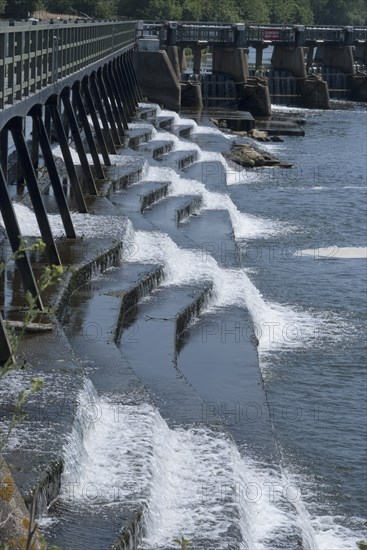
137, 21, 367, 110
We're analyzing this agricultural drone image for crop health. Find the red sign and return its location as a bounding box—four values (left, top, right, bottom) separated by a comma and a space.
263, 29, 281, 40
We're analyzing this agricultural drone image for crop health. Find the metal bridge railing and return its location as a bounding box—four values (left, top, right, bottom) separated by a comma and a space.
0, 20, 137, 110
141, 21, 367, 48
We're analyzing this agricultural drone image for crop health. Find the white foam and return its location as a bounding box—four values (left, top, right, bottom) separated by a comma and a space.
299, 246, 367, 259
2, 202, 131, 240
144, 162, 285, 240
129, 230, 323, 353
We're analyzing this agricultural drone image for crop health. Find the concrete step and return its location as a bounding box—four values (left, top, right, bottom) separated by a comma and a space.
177, 305, 277, 462
143, 194, 203, 233
160, 149, 199, 170
137, 138, 174, 159
110, 180, 170, 213
171, 123, 193, 138
125, 125, 153, 149
136, 104, 158, 121
183, 158, 227, 193
102, 155, 147, 194
118, 283, 213, 426
153, 115, 175, 130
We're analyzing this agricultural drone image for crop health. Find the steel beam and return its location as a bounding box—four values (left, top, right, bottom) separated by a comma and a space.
46, 101, 88, 213
61, 88, 98, 195
90, 72, 117, 154
8, 118, 61, 266
72, 81, 105, 180
102, 65, 125, 138
82, 77, 111, 166
96, 68, 121, 146
0, 164, 42, 308
30, 105, 76, 238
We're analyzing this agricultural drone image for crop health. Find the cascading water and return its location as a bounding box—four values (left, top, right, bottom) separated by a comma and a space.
8, 104, 365, 549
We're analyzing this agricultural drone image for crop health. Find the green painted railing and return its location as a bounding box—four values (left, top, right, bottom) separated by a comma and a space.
0, 20, 137, 110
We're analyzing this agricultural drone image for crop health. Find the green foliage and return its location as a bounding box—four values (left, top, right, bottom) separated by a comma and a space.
143, 0, 182, 20
173, 536, 191, 549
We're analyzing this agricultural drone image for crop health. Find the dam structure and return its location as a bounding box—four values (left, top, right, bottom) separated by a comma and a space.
0, 18, 366, 550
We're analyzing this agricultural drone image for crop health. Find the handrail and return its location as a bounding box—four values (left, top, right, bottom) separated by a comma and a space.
0, 20, 137, 110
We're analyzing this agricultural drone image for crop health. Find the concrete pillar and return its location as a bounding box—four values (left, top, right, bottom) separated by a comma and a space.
193, 46, 202, 75
212, 47, 248, 83
133, 50, 181, 110
178, 47, 187, 71
181, 82, 203, 109
354, 44, 367, 66
314, 45, 355, 74
255, 45, 267, 69
271, 46, 307, 78
306, 46, 314, 68
167, 46, 181, 79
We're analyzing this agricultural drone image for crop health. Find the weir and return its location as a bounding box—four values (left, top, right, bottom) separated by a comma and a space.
0, 17, 365, 550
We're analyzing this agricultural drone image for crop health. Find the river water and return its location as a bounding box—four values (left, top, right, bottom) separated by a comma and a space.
3, 100, 366, 549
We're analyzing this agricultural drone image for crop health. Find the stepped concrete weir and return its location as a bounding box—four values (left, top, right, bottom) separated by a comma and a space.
0, 16, 366, 549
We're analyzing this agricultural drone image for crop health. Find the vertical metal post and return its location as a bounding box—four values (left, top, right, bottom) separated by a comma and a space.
108, 61, 129, 130
82, 77, 111, 166
0, 164, 42, 309
30, 105, 76, 238
72, 82, 105, 179
8, 118, 61, 266
90, 72, 117, 154
96, 69, 121, 146
61, 88, 98, 195
120, 56, 136, 117
47, 101, 88, 213
102, 64, 125, 137
127, 50, 143, 102
114, 56, 134, 122
0, 312, 14, 365
0, 129, 8, 178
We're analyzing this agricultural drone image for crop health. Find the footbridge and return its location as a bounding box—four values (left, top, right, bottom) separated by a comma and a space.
0, 19, 141, 362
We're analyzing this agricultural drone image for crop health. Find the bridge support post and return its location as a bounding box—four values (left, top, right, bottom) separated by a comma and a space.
81, 78, 111, 167
96, 68, 122, 147
271, 45, 307, 78
0, 164, 42, 308
126, 50, 143, 103
46, 101, 88, 213
117, 58, 135, 120
61, 88, 98, 195
90, 73, 117, 154
124, 53, 140, 110
0, 129, 8, 178
0, 312, 13, 365
108, 61, 129, 130
72, 82, 106, 180
102, 65, 126, 137
314, 44, 355, 74
306, 46, 314, 68
30, 105, 76, 238
212, 47, 248, 82
133, 49, 181, 111
271, 45, 330, 108
167, 46, 181, 78
255, 45, 267, 69
178, 47, 187, 72
193, 45, 203, 75
8, 118, 61, 265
